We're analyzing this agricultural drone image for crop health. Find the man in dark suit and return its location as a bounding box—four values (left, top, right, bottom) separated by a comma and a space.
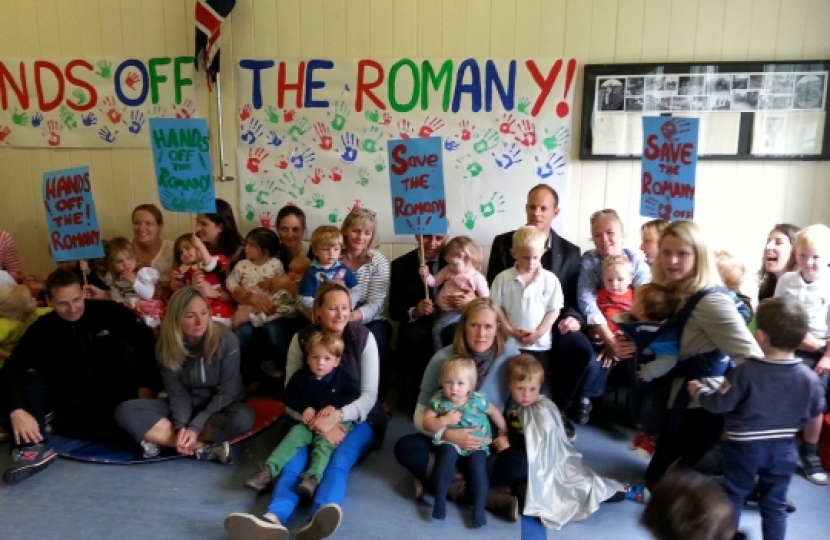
486, 184, 594, 438
389, 235, 448, 414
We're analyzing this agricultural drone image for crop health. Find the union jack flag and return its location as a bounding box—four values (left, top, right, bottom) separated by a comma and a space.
195, 0, 236, 82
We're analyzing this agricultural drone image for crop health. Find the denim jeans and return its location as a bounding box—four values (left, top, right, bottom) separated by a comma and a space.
721, 439, 797, 540
266, 421, 373, 521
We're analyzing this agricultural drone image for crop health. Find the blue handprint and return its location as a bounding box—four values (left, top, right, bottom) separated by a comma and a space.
82, 112, 97, 127
240, 118, 264, 145
492, 142, 523, 169
290, 146, 316, 169
267, 131, 283, 147
126, 110, 145, 134
444, 137, 460, 152
98, 127, 118, 143
30, 112, 43, 128
534, 152, 566, 180
339, 132, 360, 163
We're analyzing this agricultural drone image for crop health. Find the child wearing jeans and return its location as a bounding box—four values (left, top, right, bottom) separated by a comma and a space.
423, 356, 507, 528
490, 226, 563, 367
773, 223, 830, 484
244, 332, 359, 500
419, 236, 489, 351
690, 297, 826, 540
298, 226, 358, 312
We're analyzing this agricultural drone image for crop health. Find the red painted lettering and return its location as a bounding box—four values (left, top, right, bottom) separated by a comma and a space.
0, 61, 29, 110
356, 60, 385, 112
34, 60, 64, 112
277, 61, 305, 109
64, 60, 97, 111
525, 59, 561, 117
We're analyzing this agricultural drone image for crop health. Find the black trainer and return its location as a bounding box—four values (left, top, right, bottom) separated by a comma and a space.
573, 397, 593, 425
3, 444, 58, 484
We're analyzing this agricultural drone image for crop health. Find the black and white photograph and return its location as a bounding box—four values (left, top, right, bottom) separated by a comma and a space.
626, 77, 644, 96
691, 96, 709, 111
759, 95, 773, 109
773, 95, 794, 110
643, 94, 660, 111
749, 75, 765, 89
732, 75, 749, 90
678, 76, 704, 95
706, 75, 732, 94
731, 90, 759, 110
671, 96, 690, 111
625, 97, 643, 111
794, 73, 826, 109
645, 75, 677, 92
597, 77, 626, 111
765, 74, 794, 94
658, 97, 672, 111
709, 95, 731, 110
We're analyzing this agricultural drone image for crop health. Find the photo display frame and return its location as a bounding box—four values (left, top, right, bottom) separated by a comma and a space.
580, 60, 830, 160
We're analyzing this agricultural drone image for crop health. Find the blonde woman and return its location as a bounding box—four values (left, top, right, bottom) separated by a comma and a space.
115, 287, 254, 462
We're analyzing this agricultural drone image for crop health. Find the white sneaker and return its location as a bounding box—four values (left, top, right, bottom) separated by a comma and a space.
224, 513, 288, 540
141, 440, 160, 459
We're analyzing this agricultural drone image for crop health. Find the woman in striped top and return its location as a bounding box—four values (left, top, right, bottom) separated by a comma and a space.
0, 230, 23, 281
340, 208, 393, 414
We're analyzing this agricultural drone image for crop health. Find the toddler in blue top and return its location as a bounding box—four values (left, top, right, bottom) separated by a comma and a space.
298, 226, 358, 312
423, 356, 507, 528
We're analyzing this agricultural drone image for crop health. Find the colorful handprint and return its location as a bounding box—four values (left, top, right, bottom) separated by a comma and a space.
418, 116, 444, 138
59, 106, 78, 131
125, 110, 145, 134
313, 122, 333, 151
492, 142, 523, 169
306, 194, 325, 209
397, 119, 414, 139
45, 120, 62, 147
289, 146, 316, 169
339, 133, 360, 163
266, 131, 283, 147
458, 120, 475, 141
515, 120, 537, 147
479, 192, 506, 218
264, 106, 280, 124
240, 118, 264, 145
309, 168, 325, 185
497, 113, 517, 135
542, 127, 570, 151
456, 154, 483, 179
175, 99, 195, 119
288, 118, 311, 142
330, 101, 350, 131
361, 126, 383, 153
239, 104, 253, 122
125, 71, 141, 91
247, 148, 269, 173
472, 129, 499, 154
534, 152, 566, 180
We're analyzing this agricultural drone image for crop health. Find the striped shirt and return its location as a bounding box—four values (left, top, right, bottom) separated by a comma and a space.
696, 357, 825, 442
0, 231, 23, 276
351, 249, 390, 323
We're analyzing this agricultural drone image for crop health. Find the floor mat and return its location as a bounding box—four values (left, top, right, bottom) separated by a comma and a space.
51, 396, 285, 464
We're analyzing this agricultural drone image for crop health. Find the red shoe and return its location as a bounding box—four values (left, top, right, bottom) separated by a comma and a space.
634, 436, 658, 459
629, 431, 645, 450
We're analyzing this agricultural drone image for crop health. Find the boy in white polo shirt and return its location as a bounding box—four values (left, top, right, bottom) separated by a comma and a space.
490, 226, 563, 370
773, 223, 830, 485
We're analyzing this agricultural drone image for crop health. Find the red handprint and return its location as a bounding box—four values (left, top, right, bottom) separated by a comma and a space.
283, 110, 296, 122
45, 120, 62, 147
350, 199, 362, 211
276, 156, 289, 169
515, 119, 537, 147
125, 71, 141, 90
497, 113, 517, 135
99, 96, 125, 124
246, 148, 269, 173
313, 122, 333, 150
458, 120, 475, 141
259, 211, 274, 228
0, 125, 10, 142
418, 116, 445, 138
175, 99, 195, 119
380, 112, 392, 125
239, 104, 253, 122
310, 168, 325, 184
286, 201, 296, 207
397, 119, 414, 139
329, 167, 343, 182
658, 202, 672, 221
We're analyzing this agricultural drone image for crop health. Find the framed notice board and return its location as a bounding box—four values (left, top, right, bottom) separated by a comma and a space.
579, 60, 830, 161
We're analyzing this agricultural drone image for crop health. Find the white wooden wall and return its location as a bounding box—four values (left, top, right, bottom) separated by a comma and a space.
2, 0, 830, 298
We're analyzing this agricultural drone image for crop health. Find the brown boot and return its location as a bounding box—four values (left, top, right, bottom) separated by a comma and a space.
486, 486, 519, 521
295, 473, 320, 498
243, 463, 273, 491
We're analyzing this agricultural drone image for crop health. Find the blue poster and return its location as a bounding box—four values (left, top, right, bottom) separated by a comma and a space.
149, 118, 216, 213
387, 136, 447, 235
640, 117, 699, 221
42, 166, 105, 262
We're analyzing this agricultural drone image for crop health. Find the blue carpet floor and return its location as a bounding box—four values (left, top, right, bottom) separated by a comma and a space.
1, 409, 829, 540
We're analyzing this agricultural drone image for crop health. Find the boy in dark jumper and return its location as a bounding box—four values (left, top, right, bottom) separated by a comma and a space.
689, 297, 826, 540
246, 331, 359, 499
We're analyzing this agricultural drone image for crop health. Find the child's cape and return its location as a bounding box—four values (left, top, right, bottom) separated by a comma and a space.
521, 396, 622, 529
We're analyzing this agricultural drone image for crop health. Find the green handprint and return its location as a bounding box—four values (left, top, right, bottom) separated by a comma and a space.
330, 101, 350, 131
467, 162, 483, 177
479, 192, 506, 218
374, 154, 386, 172
95, 60, 112, 79
543, 127, 570, 151
60, 106, 78, 131
473, 129, 499, 154
245, 179, 257, 193
245, 203, 255, 221
456, 155, 483, 179
328, 209, 341, 223
517, 97, 532, 115
277, 172, 306, 198
362, 126, 383, 153
306, 194, 325, 209
356, 167, 370, 186
364, 109, 380, 123
72, 89, 87, 105
462, 211, 477, 230
264, 106, 280, 124
11, 108, 26, 126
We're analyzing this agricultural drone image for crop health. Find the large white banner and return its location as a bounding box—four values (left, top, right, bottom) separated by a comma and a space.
0, 57, 199, 148
235, 58, 576, 245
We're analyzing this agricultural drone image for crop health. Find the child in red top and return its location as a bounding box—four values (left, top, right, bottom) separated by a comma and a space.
591, 255, 634, 341
171, 233, 234, 325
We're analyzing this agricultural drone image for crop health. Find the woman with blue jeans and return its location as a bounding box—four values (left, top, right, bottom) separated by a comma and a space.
225, 282, 382, 540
